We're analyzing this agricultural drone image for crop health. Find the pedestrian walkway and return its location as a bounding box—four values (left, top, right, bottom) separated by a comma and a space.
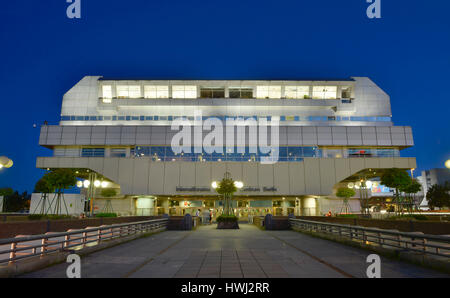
21, 224, 449, 278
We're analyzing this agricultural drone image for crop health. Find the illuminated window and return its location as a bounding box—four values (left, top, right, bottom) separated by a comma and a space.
128, 86, 141, 98
110, 148, 127, 158
229, 88, 253, 98
102, 85, 112, 103
324, 149, 343, 158
172, 85, 197, 98
200, 88, 225, 98
341, 86, 352, 98
144, 86, 169, 98
81, 148, 105, 157
117, 85, 141, 99
312, 86, 337, 99
117, 86, 128, 98
285, 86, 310, 99
256, 86, 281, 99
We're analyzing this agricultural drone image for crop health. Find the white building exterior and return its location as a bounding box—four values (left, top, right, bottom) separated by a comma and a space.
418, 168, 450, 208
36, 76, 416, 218
30, 193, 85, 216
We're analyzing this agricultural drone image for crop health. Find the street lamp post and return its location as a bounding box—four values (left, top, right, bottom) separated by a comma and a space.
77, 172, 109, 217
348, 178, 370, 216
0, 156, 13, 212
0, 156, 13, 169
88, 172, 96, 216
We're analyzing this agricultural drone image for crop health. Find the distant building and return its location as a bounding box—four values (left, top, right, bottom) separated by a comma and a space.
418, 168, 450, 208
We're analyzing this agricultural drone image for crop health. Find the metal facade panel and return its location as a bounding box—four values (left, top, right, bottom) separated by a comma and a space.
38, 125, 414, 148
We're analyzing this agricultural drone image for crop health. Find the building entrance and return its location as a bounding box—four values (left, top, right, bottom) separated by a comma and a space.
154, 196, 310, 220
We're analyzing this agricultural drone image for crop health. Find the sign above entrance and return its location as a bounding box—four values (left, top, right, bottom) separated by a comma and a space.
176, 187, 211, 192
263, 187, 277, 192
240, 186, 278, 192
242, 187, 260, 192
175, 186, 278, 192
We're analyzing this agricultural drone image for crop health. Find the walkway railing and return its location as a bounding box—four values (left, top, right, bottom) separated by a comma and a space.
0, 218, 168, 264
289, 218, 450, 258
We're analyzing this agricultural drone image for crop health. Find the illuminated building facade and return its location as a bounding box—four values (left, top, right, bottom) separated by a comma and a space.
36, 76, 416, 217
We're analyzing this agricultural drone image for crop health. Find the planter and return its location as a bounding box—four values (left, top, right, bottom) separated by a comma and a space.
217, 221, 239, 229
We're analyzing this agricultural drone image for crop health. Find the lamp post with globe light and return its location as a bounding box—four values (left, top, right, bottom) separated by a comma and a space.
0, 157, 11, 213
348, 178, 371, 216
0, 156, 12, 211
77, 172, 109, 216
0, 156, 13, 170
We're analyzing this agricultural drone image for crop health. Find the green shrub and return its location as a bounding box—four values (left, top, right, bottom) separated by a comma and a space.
216, 215, 238, 223
47, 214, 73, 220
28, 214, 73, 220
95, 213, 117, 218
388, 214, 429, 221
28, 214, 44, 220
411, 215, 428, 221
100, 188, 117, 197
336, 214, 358, 218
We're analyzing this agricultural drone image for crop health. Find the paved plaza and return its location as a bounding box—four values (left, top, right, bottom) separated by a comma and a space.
21, 224, 449, 278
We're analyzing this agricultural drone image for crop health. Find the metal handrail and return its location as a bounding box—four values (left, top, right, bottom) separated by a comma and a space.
0, 218, 168, 264
289, 218, 450, 258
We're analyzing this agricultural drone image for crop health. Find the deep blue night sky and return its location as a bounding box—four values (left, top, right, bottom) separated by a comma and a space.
0, 0, 449, 193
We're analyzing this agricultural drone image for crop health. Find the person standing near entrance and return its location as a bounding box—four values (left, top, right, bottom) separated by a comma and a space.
209, 209, 213, 224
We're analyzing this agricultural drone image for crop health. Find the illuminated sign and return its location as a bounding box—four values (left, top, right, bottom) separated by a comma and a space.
176, 187, 210, 192
370, 182, 393, 196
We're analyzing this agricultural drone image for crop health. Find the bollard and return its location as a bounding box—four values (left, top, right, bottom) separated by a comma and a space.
264, 214, 273, 230
184, 214, 192, 230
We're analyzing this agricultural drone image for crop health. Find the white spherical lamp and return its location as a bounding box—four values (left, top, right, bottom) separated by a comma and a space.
83, 180, 90, 188
234, 181, 244, 189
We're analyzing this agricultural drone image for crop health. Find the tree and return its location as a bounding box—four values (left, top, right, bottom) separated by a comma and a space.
214, 176, 238, 216
336, 187, 356, 199
381, 168, 412, 214
44, 169, 77, 191
2, 191, 30, 212
215, 178, 237, 195
100, 188, 116, 213
336, 187, 356, 214
0, 188, 14, 197
34, 178, 53, 193
100, 188, 117, 198
427, 183, 450, 210
32, 178, 54, 214
42, 169, 77, 215
401, 179, 422, 212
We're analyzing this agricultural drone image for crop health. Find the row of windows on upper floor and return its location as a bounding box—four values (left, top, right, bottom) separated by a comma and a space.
61, 115, 392, 122
101, 85, 353, 101
54, 146, 400, 161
